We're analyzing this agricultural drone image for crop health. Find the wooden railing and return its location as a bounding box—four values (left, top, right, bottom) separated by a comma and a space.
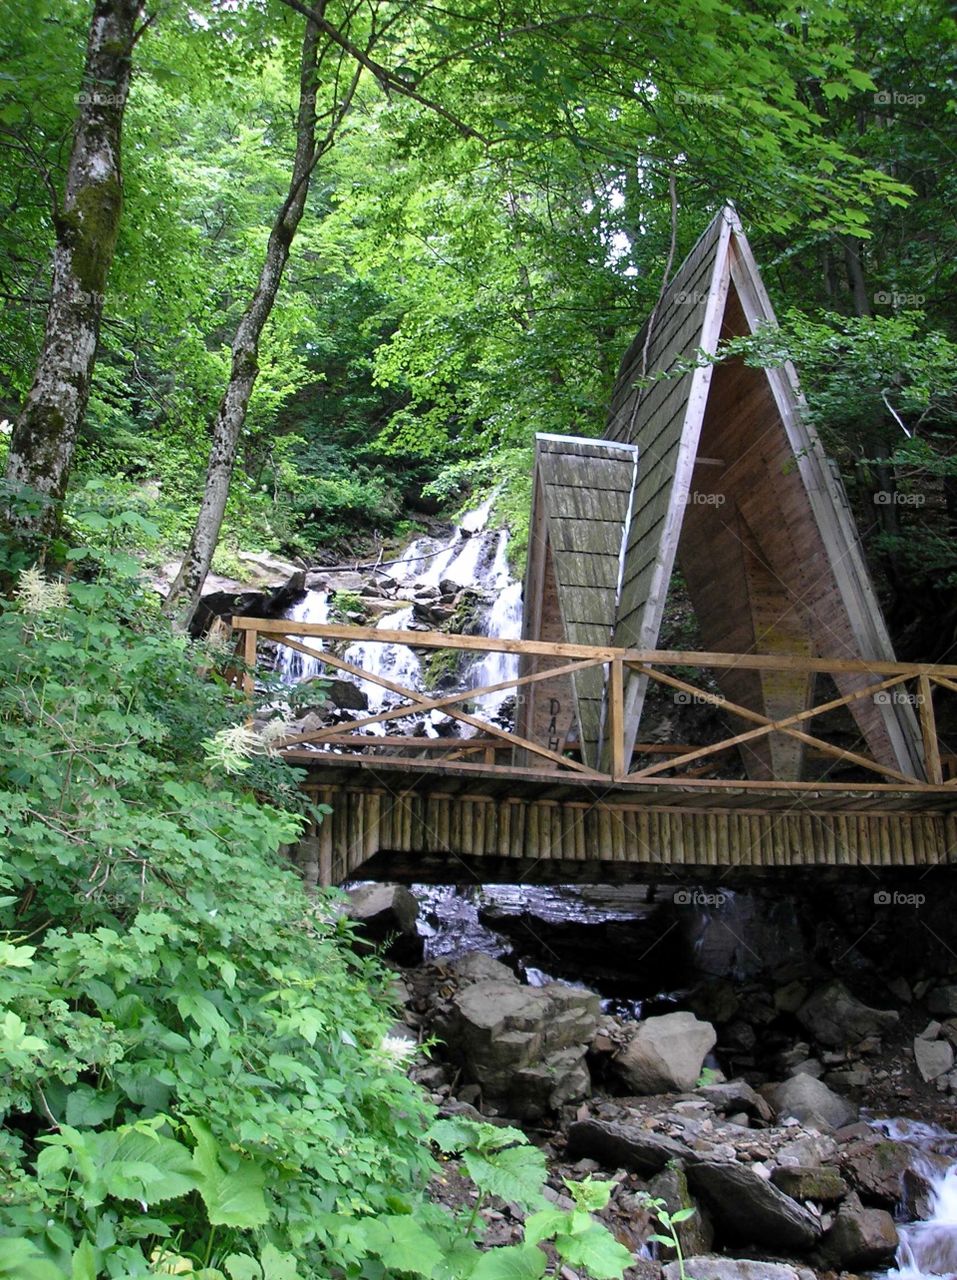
232, 617, 957, 789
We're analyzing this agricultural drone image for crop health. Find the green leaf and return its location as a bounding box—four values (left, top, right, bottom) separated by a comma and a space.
471, 1244, 547, 1280
554, 1225, 634, 1279
71, 1237, 97, 1280
360, 1215, 444, 1277
187, 1117, 269, 1228
0, 1240, 64, 1280
463, 1144, 548, 1211
66, 1085, 121, 1128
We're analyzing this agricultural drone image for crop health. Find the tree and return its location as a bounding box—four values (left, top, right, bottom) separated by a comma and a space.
2, 0, 147, 548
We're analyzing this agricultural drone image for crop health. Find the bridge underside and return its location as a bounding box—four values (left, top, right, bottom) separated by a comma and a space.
291, 755, 957, 887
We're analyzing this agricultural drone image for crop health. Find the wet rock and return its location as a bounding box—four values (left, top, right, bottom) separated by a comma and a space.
796, 981, 898, 1048
566, 1118, 693, 1175
648, 1165, 713, 1258
614, 1012, 717, 1094
841, 1137, 941, 1209
767, 1075, 857, 1131
818, 1192, 898, 1269
687, 1160, 823, 1251
697, 1080, 773, 1122
321, 678, 369, 712
345, 883, 423, 963
664, 1262, 815, 1280
770, 1165, 847, 1202
914, 1034, 954, 1082
190, 572, 306, 638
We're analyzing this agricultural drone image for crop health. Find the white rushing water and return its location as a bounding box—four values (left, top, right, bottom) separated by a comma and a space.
277, 499, 524, 735
275, 590, 329, 682
874, 1118, 957, 1279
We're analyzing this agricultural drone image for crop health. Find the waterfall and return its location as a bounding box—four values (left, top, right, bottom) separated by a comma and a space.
276, 590, 329, 682
469, 532, 522, 719
278, 497, 524, 737
875, 1118, 957, 1278
344, 607, 423, 718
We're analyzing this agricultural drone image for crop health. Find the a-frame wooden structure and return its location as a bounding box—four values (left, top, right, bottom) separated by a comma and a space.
523, 205, 923, 781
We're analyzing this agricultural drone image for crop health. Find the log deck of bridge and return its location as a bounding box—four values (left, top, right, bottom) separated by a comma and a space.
234, 618, 957, 887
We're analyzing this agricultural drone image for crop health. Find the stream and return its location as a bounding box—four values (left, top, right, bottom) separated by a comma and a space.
278, 504, 957, 1279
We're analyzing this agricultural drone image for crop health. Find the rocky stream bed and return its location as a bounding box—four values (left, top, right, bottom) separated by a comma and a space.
344, 880, 957, 1280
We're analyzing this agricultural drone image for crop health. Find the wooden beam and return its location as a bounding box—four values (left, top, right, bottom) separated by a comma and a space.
608, 657, 625, 778
918, 673, 943, 785
626, 670, 914, 780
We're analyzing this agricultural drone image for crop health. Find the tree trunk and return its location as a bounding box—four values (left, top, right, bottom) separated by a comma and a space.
4, 0, 143, 549
163, 13, 321, 629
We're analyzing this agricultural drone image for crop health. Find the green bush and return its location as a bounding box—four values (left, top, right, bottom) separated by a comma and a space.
0, 539, 636, 1279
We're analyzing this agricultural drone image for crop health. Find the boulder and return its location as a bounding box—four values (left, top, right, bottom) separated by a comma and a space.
449, 951, 515, 985
842, 1137, 950, 1210
648, 1166, 713, 1259
345, 883, 422, 963
449, 977, 599, 1120
914, 1034, 954, 1082
928, 984, 957, 1016
819, 1192, 898, 1269
770, 1165, 847, 1202
190, 572, 306, 638
321, 678, 369, 712
687, 1161, 823, 1251
664, 1262, 816, 1280
767, 1075, 857, 1131
566, 1118, 694, 1175
614, 1011, 717, 1094
796, 981, 898, 1048
698, 1080, 773, 1122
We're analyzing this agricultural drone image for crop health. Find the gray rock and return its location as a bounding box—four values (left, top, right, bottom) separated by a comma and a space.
914, 1035, 955, 1082
322, 678, 369, 711
768, 1074, 857, 1131
698, 1080, 773, 1122
819, 1192, 898, 1269
449, 978, 597, 1120
345, 883, 422, 962
841, 1137, 947, 1209
664, 1262, 816, 1280
797, 981, 898, 1048
928, 985, 957, 1015
566, 1118, 694, 1175
687, 1160, 823, 1251
648, 1166, 713, 1259
449, 951, 515, 985
770, 1165, 848, 1202
615, 1011, 717, 1094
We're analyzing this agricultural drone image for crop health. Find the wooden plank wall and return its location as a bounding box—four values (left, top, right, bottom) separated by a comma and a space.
534, 436, 638, 764
293, 784, 956, 886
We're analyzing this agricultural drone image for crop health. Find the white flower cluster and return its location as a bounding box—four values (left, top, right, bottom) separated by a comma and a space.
377, 1033, 418, 1069
202, 716, 293, 774
14, 567, 69, 615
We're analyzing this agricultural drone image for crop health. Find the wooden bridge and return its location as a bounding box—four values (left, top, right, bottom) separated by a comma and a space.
234, 618, 957, 887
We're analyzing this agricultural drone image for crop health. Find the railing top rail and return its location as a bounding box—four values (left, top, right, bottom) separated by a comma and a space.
231, 617, 957, 680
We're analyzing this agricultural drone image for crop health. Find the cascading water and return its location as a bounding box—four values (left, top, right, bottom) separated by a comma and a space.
344, 606, 423, 718
277, 497, 525, 738
276, 590, 329, 682
875, 1119, 957, 1279
468, 531, 522, 720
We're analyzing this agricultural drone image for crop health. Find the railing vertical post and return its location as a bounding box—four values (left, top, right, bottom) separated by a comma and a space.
918, 673, 943, 784
243, 626, 257, 703
608, 656, 625, 779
